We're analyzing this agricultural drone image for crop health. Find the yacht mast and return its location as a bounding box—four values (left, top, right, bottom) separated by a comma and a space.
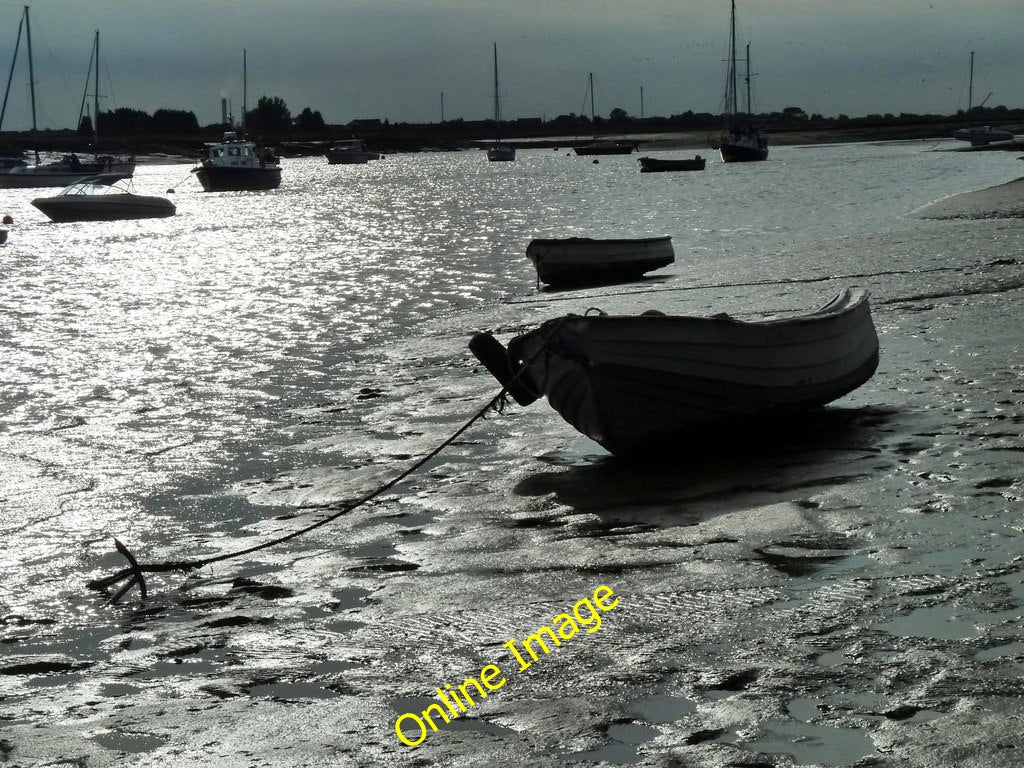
966, 50, 974, 111
25, 5, 38, 163
93, 31, 100, 144
242, 49, 247, 137
0, 9, 26, 132
725, 0, 738, 122
745, 42, 752, 115
492, 43, 501, 139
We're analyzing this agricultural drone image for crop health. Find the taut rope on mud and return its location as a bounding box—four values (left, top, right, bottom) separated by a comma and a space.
87, 326, 561, 605
88, 389, 508, 604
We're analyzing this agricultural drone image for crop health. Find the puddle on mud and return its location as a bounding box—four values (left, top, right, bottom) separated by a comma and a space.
247, 680, 342, 700
563, 721, 662, 765
877, 603, 983, 640
626, 693, 698, 723
976, 641, 1024, 661
88, 730, 167, 754
737, 720, 876, 766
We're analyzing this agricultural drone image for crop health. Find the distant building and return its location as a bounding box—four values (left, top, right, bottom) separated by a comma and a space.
347, 119, 382, 131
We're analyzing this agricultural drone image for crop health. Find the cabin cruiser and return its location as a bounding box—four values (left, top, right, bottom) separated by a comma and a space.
325, 139, 381, 164
193, 132, 282, 191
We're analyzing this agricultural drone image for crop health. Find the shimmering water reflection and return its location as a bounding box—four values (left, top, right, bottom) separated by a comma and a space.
0, 141, 1017, 625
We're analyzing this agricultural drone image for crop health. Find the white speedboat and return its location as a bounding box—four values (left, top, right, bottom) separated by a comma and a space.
31, 174, 175, 222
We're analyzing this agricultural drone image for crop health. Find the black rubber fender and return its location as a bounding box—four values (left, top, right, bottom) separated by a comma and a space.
469, 332, 540, 406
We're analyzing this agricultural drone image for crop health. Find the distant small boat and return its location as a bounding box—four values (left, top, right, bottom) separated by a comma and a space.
526, 236, 674, 288
952, 52, 1014, 146
31, 174, 175, 222
574, 140, 636, 156
0, 228, 7, 245
469, 288, 879, 455
951, 126, 1013, 146
325, 139, 381, 164
638, 155, 706, 172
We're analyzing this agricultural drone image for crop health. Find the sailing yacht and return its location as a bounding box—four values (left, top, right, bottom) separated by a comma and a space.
487, 43, 515, 162
573, 73, 635, 156
0, 18, 135, 188
718, 0, 768, 163
951, 52, 1013, 146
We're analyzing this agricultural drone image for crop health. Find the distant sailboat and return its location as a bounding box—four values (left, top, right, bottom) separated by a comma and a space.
487, 43, 515, 162
573, 73, 635, 156
951, 51, 1013, 146
0, 15, 135, 188
717, 0, 768, 163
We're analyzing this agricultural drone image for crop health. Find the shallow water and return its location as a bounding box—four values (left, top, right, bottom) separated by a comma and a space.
1, 140, 1023, 767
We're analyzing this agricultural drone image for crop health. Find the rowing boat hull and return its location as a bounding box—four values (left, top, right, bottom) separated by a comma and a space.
481, 289, 879, 455
638, 156, 706, 172
526, 236, 674, 288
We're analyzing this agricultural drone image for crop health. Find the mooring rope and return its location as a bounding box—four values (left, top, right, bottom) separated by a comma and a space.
88, 387, 510, 604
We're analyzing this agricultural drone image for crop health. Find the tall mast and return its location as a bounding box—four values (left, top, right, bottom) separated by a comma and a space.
25, 5, 38, 163
589, 72, 595, 123
93, 30, 99, 144
492, 43, 500, 139
745, 42, 752, 115
242, 48, 247, 136
726, 0, 738, 121
966, 50, 974, 111
0, 9, 26, 132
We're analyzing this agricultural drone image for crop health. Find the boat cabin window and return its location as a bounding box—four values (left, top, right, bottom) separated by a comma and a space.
211, 148, 224, 158
228, 147, 241, 157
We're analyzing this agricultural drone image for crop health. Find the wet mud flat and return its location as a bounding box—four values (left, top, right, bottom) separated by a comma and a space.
3, 213, 1024, 766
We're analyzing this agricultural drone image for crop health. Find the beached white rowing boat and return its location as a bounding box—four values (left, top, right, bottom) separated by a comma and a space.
470, 288, 879, 455
526, 236, 674, 288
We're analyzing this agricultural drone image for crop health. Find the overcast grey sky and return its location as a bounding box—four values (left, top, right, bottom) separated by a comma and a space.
1, 0, 1021, 132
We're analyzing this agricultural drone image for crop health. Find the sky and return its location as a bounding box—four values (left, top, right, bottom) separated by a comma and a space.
1, 0, 1022, 132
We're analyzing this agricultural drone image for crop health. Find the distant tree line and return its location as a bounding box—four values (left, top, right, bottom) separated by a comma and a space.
64, 94, 1024, 140
77, 96, 324, 137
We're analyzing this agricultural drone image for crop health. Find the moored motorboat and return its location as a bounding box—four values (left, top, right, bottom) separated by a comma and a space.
325, 139, 381, 164
193, 131, 282, 191
31, 174, 175, 222
487, 144, 516, 161
469, 288, 879, 455
638, 155, 706, 172
526, 236, 674, 288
